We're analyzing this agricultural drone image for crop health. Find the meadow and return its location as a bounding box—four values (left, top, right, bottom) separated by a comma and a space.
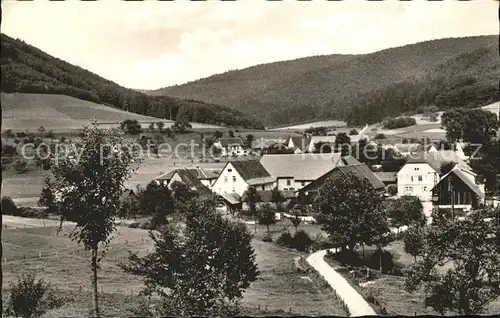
1, 216, 346, 316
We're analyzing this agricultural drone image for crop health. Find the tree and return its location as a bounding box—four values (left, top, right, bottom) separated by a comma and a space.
1, 196, 18, 216
245, 134, 254, 148
228, 130, 235, 138
334, 132, 351, 155
270, 186, 284, 211
156, 121, 164, 133
441, 108, 499, 144
243, 186, 260, 233
290, 211, 302, 234
41, 122, 137, 317
148, 122, 155, 132
403, 225, 425, 262
13, 158, 28, 173
258, 202, 276, 236
120, 119, 142, 134
387, 184, 398, 196
37, 126, 46, 137
440, 161, 456, 176
349, 129, 359, 135
4, 129, 15, 139
170, 181, 198, 210
214, 130, 223, 139
5, 273, 64, 318
137, 181, 174, 228
313, 172, 389, 251
387, 196, 426, 229
121, 197, 259, 316
405, 208, 500, 315
374, 133, 387, 140
312, 141, 332, 153
172, 117, 192, 134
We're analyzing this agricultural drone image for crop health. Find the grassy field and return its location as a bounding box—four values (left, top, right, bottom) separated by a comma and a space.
1, 217, 346, 316
1, 92, 221, 132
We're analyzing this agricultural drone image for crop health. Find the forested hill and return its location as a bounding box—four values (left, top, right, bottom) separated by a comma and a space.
152, 35, 499, 126
0, 34, 264, 129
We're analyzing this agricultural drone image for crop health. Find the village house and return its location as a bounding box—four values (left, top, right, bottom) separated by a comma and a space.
396, 156, 439, 201
155, 166, 218, 187
251, 138, 287, 154
392, 143, 422, 157
259, 153, 361, 191
286, 136, 311, 154
211, 160, 275, 196
168, 168, 212, 193
213, 137, 248, 157
395, 151, 471, 201
431, 164, 485, 213
348, 124, 370, 144
306, 136, 337, 153
298, 163, 385, 200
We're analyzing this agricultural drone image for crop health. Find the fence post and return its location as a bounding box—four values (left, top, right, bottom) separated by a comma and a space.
39, 251, 42, 258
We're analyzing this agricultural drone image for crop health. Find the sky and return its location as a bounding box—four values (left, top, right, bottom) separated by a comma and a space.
2, 0, 498, 90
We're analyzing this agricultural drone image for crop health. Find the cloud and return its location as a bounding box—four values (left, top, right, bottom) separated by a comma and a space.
2, 0, 497, 89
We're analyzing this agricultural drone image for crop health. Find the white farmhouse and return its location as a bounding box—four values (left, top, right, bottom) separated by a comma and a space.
213, 137, 247, 157
396, 156, 439, 201
211, 160, 275, 196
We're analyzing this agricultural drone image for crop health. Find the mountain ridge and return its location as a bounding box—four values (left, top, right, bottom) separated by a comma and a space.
151, 35, 499, 125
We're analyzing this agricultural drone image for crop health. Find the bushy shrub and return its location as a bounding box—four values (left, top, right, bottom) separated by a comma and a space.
292, 230, 314, 252
382, 116, 416, 129
4, 273, 64, 318
262, 234, 273, 242
387, 184, 397, 196
276, 231, 293, 247
374, 133, 386, 140
1, 196, 18, 215
128, 220, 153, 230
17, 207, 48, 219
13, 158, 28, 173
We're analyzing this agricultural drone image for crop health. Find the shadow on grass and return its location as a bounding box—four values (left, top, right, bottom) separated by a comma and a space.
328, 249, 405, 276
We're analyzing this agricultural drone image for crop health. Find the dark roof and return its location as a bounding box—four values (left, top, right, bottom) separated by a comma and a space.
406, 151, 469, 172
171, 169, 210, 192
230, 160, 274, 184
156, 167, 218, 181
339, 155, 362, 166
289, 136, 311, 151
218, 137, 244, 147
374, 172, 398, 182
299, 163, 385, 193
431, 167, 485, 198
220, 193, 241, 205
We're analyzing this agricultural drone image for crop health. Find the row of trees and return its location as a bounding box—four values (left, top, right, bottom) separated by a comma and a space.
441, 108, 499, 194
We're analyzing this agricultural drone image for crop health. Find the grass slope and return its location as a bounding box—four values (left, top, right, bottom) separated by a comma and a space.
153, 35, 498, 125
1, 92, 221, 131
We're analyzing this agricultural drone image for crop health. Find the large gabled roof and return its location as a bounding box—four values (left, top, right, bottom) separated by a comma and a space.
171, 169, 210, 192
155, 166, 218, 181
431, 166, 485, 198
259, 153, 345, 181
299, 163, 385, 193
405, 151, 471, 172
229, 160, 275, 185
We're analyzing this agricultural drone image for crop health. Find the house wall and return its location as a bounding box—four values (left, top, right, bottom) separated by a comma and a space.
200, 179, 213, 187
168, 173, 184, 189
211, 162, 249, 196
397, 163, 438, 201
277, 177, 295, 191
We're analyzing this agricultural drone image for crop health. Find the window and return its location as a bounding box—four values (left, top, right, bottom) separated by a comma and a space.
261, 185, 265, 191
228, 168, 232, 172
423, 186, 428, 191
301, 181, 305, 187
232, 188, 235, 192
286, 179, 291, 186
414, 167, 419, 171
224, 176, 228, 183
405, 186, 413, 192
411, 176, 414, 182
418, 175, 423, 181
232, 176, 236, 182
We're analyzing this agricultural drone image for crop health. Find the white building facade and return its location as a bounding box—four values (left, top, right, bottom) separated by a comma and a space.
396, 162, 439, 201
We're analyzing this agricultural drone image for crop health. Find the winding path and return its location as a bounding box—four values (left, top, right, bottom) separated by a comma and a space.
306, 249, 377, 317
